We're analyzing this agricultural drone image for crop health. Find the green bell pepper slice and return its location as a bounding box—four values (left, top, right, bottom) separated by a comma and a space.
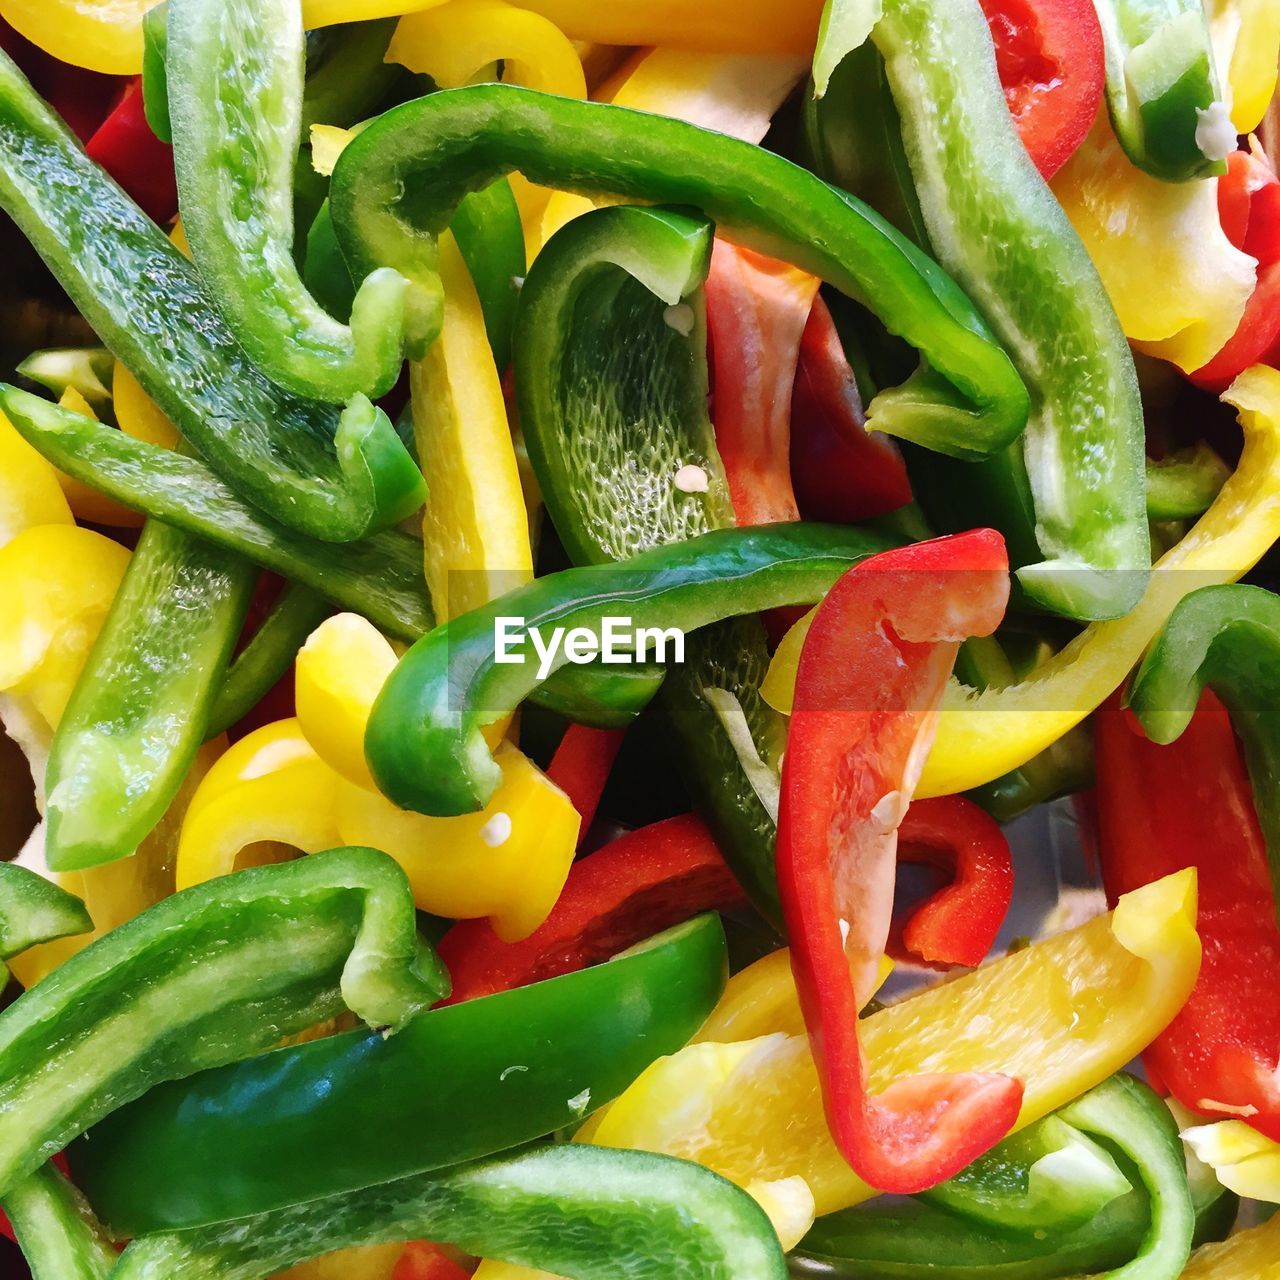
205, 584, 332, 740
69, 913, 727, 1235
167, 0, 417, 405
330, 83, 1030, 462
0, 846, 446, 1201
15, 346, 113, 404
1145, 444, 1230, 521
42, 521, 257, 872
108, 1144, 784, 1280
815, 0, 1149, 622
0, 49, 423, 542
365, 523, 892, 816
1, 1164, 115, 1280
795, 1073, 1209, 1280
1129, 582, 1280, 911
0, 864, 91, 986
141, 2, 171, 142
1093, 0, 1229, 183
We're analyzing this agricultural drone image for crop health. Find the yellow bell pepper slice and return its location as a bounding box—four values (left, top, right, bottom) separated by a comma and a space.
112, 361, 181, 450
1051, 116, 1255, 373
278, 1245, 404, 1280
0, 524, 130, 731
0, 411, 72, 546
1181, 1119, 1280, 1203
572, 870, 1199, 1218
505, 0, 824, 56
50, 388, 145, 528
1208, 0, 1280, 134
1181, 1213, 1280, 1278
764, 367, 1280, 795
412, 232, 533, 620
295, 613, 397, 792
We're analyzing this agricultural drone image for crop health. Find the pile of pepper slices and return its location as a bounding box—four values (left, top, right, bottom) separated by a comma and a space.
0, 0, 1279, 1276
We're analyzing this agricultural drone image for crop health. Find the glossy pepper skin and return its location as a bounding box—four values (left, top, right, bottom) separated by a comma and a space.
0, 49, 424, 542
330, 84, 1031, 462
438, 814, 746, 1003
83, 76, 176, 223
107, 1144, 786, 1280
1096, 691, 1280, 1140
0, 1162, 115, 1280
778, 530, 1020, 1193
41, 520, 256, 871
816, 0, 1149, 622
168, 0, 414, 404
69, 914, 728, 1235
1129, 583, 1280, 910
366, 523, 893, 818
0, 864, 91, 986
0, 847, 446, 1201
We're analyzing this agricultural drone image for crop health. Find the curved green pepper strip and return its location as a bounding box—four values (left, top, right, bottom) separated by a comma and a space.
0, 846, 446, 1200
0, 865, 91, 982
300, 19, 403, 135
141, 3, 171, 141
205, 584, 332, 740
0, 49, 424, 542
168, 0, 417, 405
330, 83, 1030, 461
109, 1144, 784, 1279
795, 1073, 1208, 1280
816, 0, 1149, 623
1093, 0, 1229, 183
69, 914, 727, 1235
1129, 582, 1280, 909
515, 204, 733, 563
43, 522, 257, 872
365, 523, 892, 816
1145, 445, 1230, 521
15, 347, 113, 404
1, 1164, 115, 1280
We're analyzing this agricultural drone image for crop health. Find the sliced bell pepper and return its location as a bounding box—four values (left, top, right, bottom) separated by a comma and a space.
45, 388, 143, 529
976, 0, 1105, 180
16, 346, 113, 404
365, 522, 892, 817
705, 240, 819, 526
0, 410, 71, 544
84, 76, 175, 223
1181, 1117, 1280, 1203
0, 49, 424, 542
41, 519, 256, 871
0, 1163, 115, 1280
0, 864, 91, 985
330, 85, 1030, 463
1192, 146, 1280, 391
1129, 583, 1280, 909
1052, 115, 1255, 375
1091, 0, 1229, 182
0, 386, 434, 641
438, 814, 746, 1004
790, 296, 912, 523
569, 869, 1200, 1218
1181, 1213, 1280, 1278
393, 1242, 470, 1280
816, 0, 1148, 622
0, 846, 446, 1200
1145, 444, 1231, 520
778, 530, 1019, 1193
545, 723, 625, 846
70, 913, 728, 1235
107, 1143, 785, 1280
1098, 686, 1280, 1140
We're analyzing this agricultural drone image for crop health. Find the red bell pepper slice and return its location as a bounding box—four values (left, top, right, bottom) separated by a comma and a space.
1192, 148, 1280, 392
705, 240, 819, 526
978, 0, 1105, 180
790, 297, 913, 524
894, 794, 1015, 969
392, 1241, 470, 1280
437, 814, 746, 1005
546, 723, 626, 848
777, 529, 1021, 1193
1096, 690, 1280, 1140
85, 77, 178, 225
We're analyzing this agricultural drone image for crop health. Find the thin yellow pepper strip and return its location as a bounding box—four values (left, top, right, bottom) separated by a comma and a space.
1181, 1214, 1280, 1278
568, 870, 1200, 1218
1208, 0, 1280, 134
52, 388, 146, 528
1052, 115, 1255, 373
0, 411, 72, 545
387, 0, 586, 100
112, 362, 181, 450
764, 366, 1280, 795
412, 232, 533, 620
1180, 1119, 1280, 1203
